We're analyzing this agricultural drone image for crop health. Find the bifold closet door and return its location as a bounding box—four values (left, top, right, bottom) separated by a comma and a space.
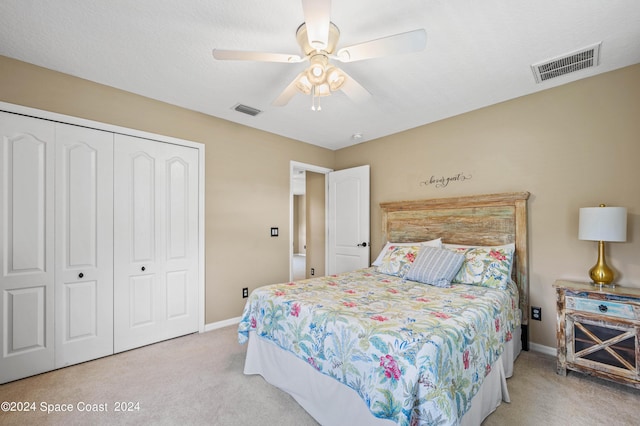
114, 135, 199, 353
0, 112, 55, 384
54, 124, 113, 368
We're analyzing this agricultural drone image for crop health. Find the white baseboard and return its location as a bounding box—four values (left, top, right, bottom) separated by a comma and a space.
529, 342, 556, 357
203, 316, 241, 333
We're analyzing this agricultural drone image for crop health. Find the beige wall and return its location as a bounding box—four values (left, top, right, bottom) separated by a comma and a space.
293, 195, 306, 254
335, 64, 640, 349
306, 172, 326, 278
2, 54, 639, 350
0, 56, 335, 324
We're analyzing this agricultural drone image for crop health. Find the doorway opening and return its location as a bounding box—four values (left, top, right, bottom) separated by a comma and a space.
289, 161, 332, 282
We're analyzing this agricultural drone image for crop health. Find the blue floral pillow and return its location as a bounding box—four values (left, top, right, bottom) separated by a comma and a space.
446, 245, 515, 289
377, 245, 421, 278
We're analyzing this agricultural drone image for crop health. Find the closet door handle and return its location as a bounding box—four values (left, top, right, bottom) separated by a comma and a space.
141, 266, 146, 272
357, 242, 368, 247
78, 272, 84, 279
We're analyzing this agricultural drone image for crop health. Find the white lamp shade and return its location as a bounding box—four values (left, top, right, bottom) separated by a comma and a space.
578, 206, 627, 242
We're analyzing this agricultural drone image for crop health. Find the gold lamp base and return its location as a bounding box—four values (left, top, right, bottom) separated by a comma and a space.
589, 240, 615, 286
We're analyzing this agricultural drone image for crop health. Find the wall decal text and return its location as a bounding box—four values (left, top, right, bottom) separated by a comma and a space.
420, 172, 472, 189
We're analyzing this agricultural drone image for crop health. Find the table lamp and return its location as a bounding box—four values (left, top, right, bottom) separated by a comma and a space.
578, 204, 627, 285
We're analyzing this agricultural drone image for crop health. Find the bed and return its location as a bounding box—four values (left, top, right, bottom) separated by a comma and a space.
239, 192, 530, 425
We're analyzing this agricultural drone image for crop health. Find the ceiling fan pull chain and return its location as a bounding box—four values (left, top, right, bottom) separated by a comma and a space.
311, 86, 321, 111
311, 86, 316, 110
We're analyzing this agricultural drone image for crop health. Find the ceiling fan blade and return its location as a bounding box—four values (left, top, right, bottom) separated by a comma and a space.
338, 70, 371, 104
301, 0, 331, 50
335, 29, 427, 62
213, 49, 303, 63
272, 73, 304, 106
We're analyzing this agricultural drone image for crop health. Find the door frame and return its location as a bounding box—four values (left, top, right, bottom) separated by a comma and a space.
0, 101, 207, 333
289, 161, 332, 281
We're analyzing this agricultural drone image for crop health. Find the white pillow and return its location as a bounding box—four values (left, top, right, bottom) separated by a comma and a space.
405, 246, 465, 287
372, 238, 442, 266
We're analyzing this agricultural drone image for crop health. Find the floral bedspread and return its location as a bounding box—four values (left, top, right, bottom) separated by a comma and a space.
238, 267, 519, 426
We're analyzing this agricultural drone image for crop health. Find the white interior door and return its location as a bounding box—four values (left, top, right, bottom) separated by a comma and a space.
327, 165, 370, 274
0, 112, 55, 383
54, 124, 113, 368
114, 135, 198, 353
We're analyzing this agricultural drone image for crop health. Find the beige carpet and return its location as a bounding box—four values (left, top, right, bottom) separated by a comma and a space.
0, 326, 637, 425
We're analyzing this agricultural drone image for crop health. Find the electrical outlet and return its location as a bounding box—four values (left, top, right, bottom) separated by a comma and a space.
531, 306, 542, 321
310, 268, 315, 276
242, 287, 248, 298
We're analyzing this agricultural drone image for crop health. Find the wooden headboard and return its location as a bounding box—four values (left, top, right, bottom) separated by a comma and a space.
380, 192, 531, 348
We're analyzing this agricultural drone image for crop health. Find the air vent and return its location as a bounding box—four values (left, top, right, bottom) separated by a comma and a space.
531, 43, 601, 83
233, 103, 262, 116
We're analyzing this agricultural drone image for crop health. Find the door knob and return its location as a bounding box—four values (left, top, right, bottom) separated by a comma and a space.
78, 272, 84, 279
141, 266, 146, 272
357, 242, 368, 247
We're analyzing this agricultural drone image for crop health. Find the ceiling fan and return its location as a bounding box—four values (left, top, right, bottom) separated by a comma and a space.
212, 0, 427, 110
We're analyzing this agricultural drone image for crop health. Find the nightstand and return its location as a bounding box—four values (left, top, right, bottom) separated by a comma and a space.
554, 280, 640, 389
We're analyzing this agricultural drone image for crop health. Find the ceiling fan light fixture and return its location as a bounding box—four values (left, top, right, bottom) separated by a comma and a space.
308, 65, 324, 83
326, 66, 345, 91
307, 54, 328, 85
314, 82, 331, 97
213, 1, 426, 110
295, 74, 313, 95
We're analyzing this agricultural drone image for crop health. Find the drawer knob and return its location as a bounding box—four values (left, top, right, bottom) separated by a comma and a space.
141, 266, 146, 272
598, 304, 608, 313
78, 272, 84, 279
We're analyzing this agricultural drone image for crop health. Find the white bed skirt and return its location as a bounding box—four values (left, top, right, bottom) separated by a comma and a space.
244, 327, 522, 426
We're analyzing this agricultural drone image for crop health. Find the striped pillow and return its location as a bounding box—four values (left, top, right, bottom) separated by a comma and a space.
405, 246, 465, 288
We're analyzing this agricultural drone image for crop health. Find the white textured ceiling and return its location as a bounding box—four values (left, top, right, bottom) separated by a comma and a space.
1, 1, 639, 150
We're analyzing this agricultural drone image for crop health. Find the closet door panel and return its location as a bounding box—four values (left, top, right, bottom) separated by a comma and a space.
129, 151, 159, 333
167, 158, 188, 259
0, 112, 55, 384
162, 148, 198, 336
114, 135, 198, 352
63, 281, 96, 338
114, 135, 164, 351
6, 287, 47, 351
166, 270, 188, 318
54, 124, 113, 368
132, 153, 156, 262
130, 274, 155, 327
